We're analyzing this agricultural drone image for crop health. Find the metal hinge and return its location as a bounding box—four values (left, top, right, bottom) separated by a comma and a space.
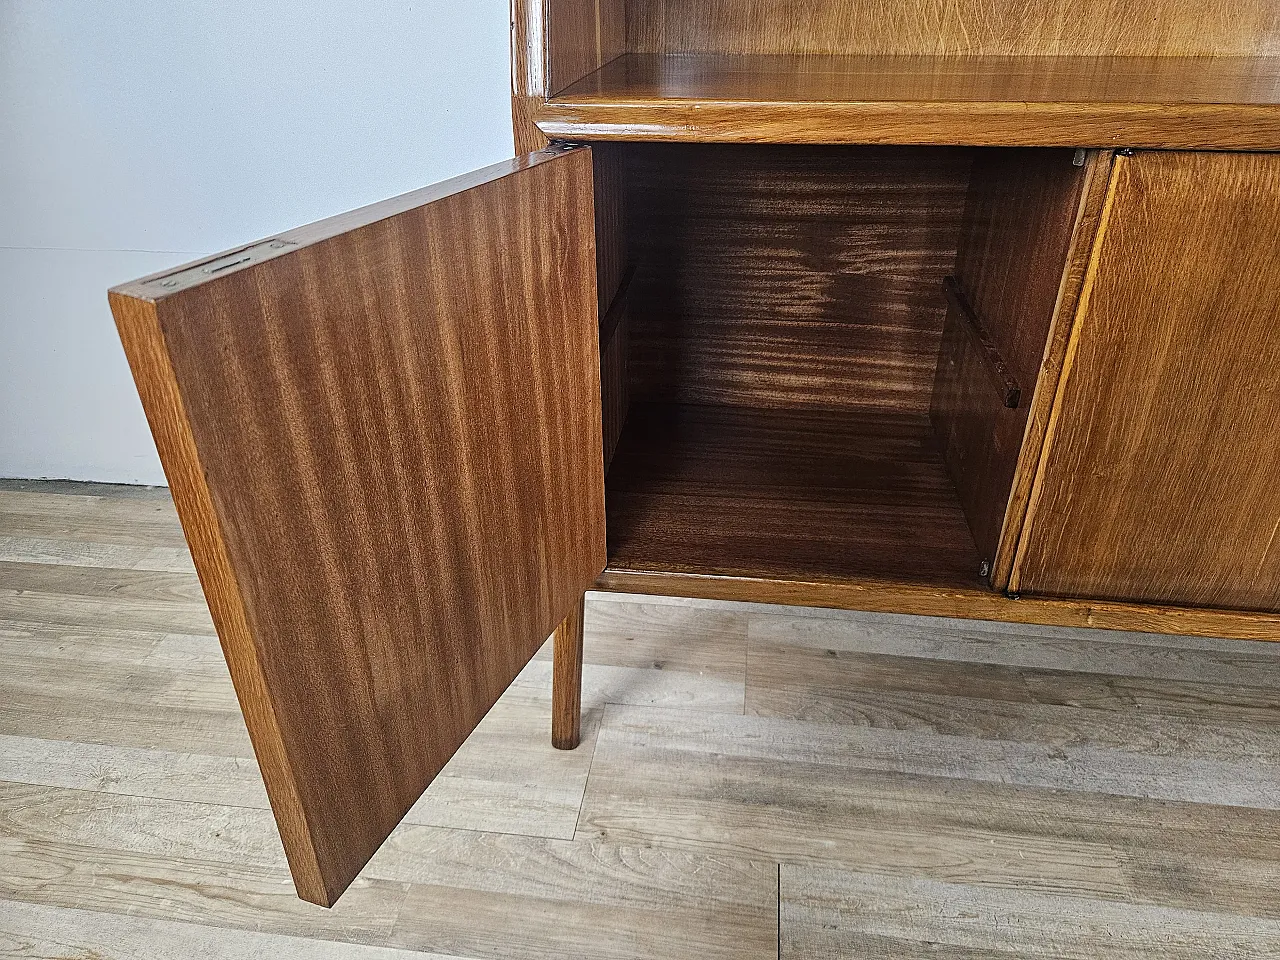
145, 239, 299, 294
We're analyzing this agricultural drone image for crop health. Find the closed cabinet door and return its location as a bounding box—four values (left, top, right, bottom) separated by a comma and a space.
108, 147, 606, 906
1011, 150, 1280, 611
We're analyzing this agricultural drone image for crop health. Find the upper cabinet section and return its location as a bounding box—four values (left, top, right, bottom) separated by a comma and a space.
620, 0, 1280, 57
519, 0, 1280, 148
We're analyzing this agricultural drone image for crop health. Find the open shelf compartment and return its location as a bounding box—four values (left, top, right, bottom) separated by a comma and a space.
593, 142, 1095, 597
607, 402, 984, 589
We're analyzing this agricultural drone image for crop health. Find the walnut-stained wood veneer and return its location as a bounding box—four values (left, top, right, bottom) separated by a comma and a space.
606, 403, 985, 588
931, 148, 1112, 582
624, 144, 972, 413
1012, 151, 1280, 612
538, 53, 1280, 149
101, 0, 1280, 914
623, 0, 1280, 57
109, 148, 606, 905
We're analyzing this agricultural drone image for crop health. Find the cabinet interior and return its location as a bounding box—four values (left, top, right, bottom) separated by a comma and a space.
596, 142, 1090, 590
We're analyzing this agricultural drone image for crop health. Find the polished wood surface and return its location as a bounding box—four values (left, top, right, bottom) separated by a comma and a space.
514, 0, 627, 152
940, 278, 1021, 410
1014, 151, 1280, 611
596, 568, 1280, 642
551, 596, 587, 750
606, 403, 984, 588
109, 149, 607, 905
930, 299, 1022, 577
953, 151, 1098, 393
624, 0, 1280, 57
625, 144, 971, 413
989, 149, 1115, 590
538, 53, 1280, 148
510, 0, 550, 153
547, 0, 625, 95
931, 148, 1103, 577
591, 143, 628, 317
591, 142, 630, 475
12, 482, 1280, 957
599, 270, 633, 474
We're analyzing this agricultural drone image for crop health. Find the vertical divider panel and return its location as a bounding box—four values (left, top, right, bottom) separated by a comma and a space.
931, 148, 1114, 586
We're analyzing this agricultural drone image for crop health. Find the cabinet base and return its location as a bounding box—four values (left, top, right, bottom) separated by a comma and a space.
596, 568, 1280, 642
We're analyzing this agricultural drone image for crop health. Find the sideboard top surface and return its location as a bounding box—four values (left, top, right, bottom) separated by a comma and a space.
535, 53, 1280, 148
525, 0, 1280, 148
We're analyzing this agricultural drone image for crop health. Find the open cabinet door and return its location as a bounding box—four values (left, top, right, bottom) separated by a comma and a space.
108, 147, 605, 906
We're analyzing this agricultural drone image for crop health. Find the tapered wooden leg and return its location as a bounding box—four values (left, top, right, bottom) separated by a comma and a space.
551, 595, 586, 750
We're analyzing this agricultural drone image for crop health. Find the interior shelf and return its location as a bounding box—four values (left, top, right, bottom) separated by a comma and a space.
537, 53, 1280, 149
605, 402, 984, 589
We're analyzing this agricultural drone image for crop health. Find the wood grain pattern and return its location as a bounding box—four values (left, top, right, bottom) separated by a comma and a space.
745, 621, 1280, 750
6, 480, 1280, 956
940, 277, 1021, 409
547, 0, 626, 96
109, 149, 606, 905
593, 143, 631, 474
990, 148, 1115, 589
930, 299, 1026, 576
514, 0, 626, 151
930, 148, 1100, 575
511, 0, 550, 153
781, 865, 1280, 959
624, 1, 1280, 57
953, 151, 1098, 392
625, 144, 972, 413
537, 54, 1280, 148
551, 597, 586, 750
595, 567, 1280, 642
1013, 151, 1280, 611
591, 143, 628, 318
605, 403, 984, 587
598, 270, 633, 474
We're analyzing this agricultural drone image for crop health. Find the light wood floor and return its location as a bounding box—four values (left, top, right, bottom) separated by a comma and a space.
2, 480, 1280, 958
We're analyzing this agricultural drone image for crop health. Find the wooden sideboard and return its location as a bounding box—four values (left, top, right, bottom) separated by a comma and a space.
109, 0, 1280, 907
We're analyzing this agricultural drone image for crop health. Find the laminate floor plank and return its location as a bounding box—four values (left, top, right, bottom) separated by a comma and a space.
780, 865, 1280, 959
0, 587, 216, 635
0, 559, 205, 604
0, 734, 269, 808
0, 489, 187, 548
590, 705, 1279, 809
747, 641, 1280, 725
749, 610, 1280, 687
533, 598, 750, 683
0, 780, 776, 960
576, 705, 1280, 919
0, 900, 469, 960
746, 641, 1280, 760
0, 534, 196, 573
4, 480, 1280, 958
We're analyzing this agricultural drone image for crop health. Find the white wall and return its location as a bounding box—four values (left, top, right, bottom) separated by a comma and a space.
0, 0, 514, 484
